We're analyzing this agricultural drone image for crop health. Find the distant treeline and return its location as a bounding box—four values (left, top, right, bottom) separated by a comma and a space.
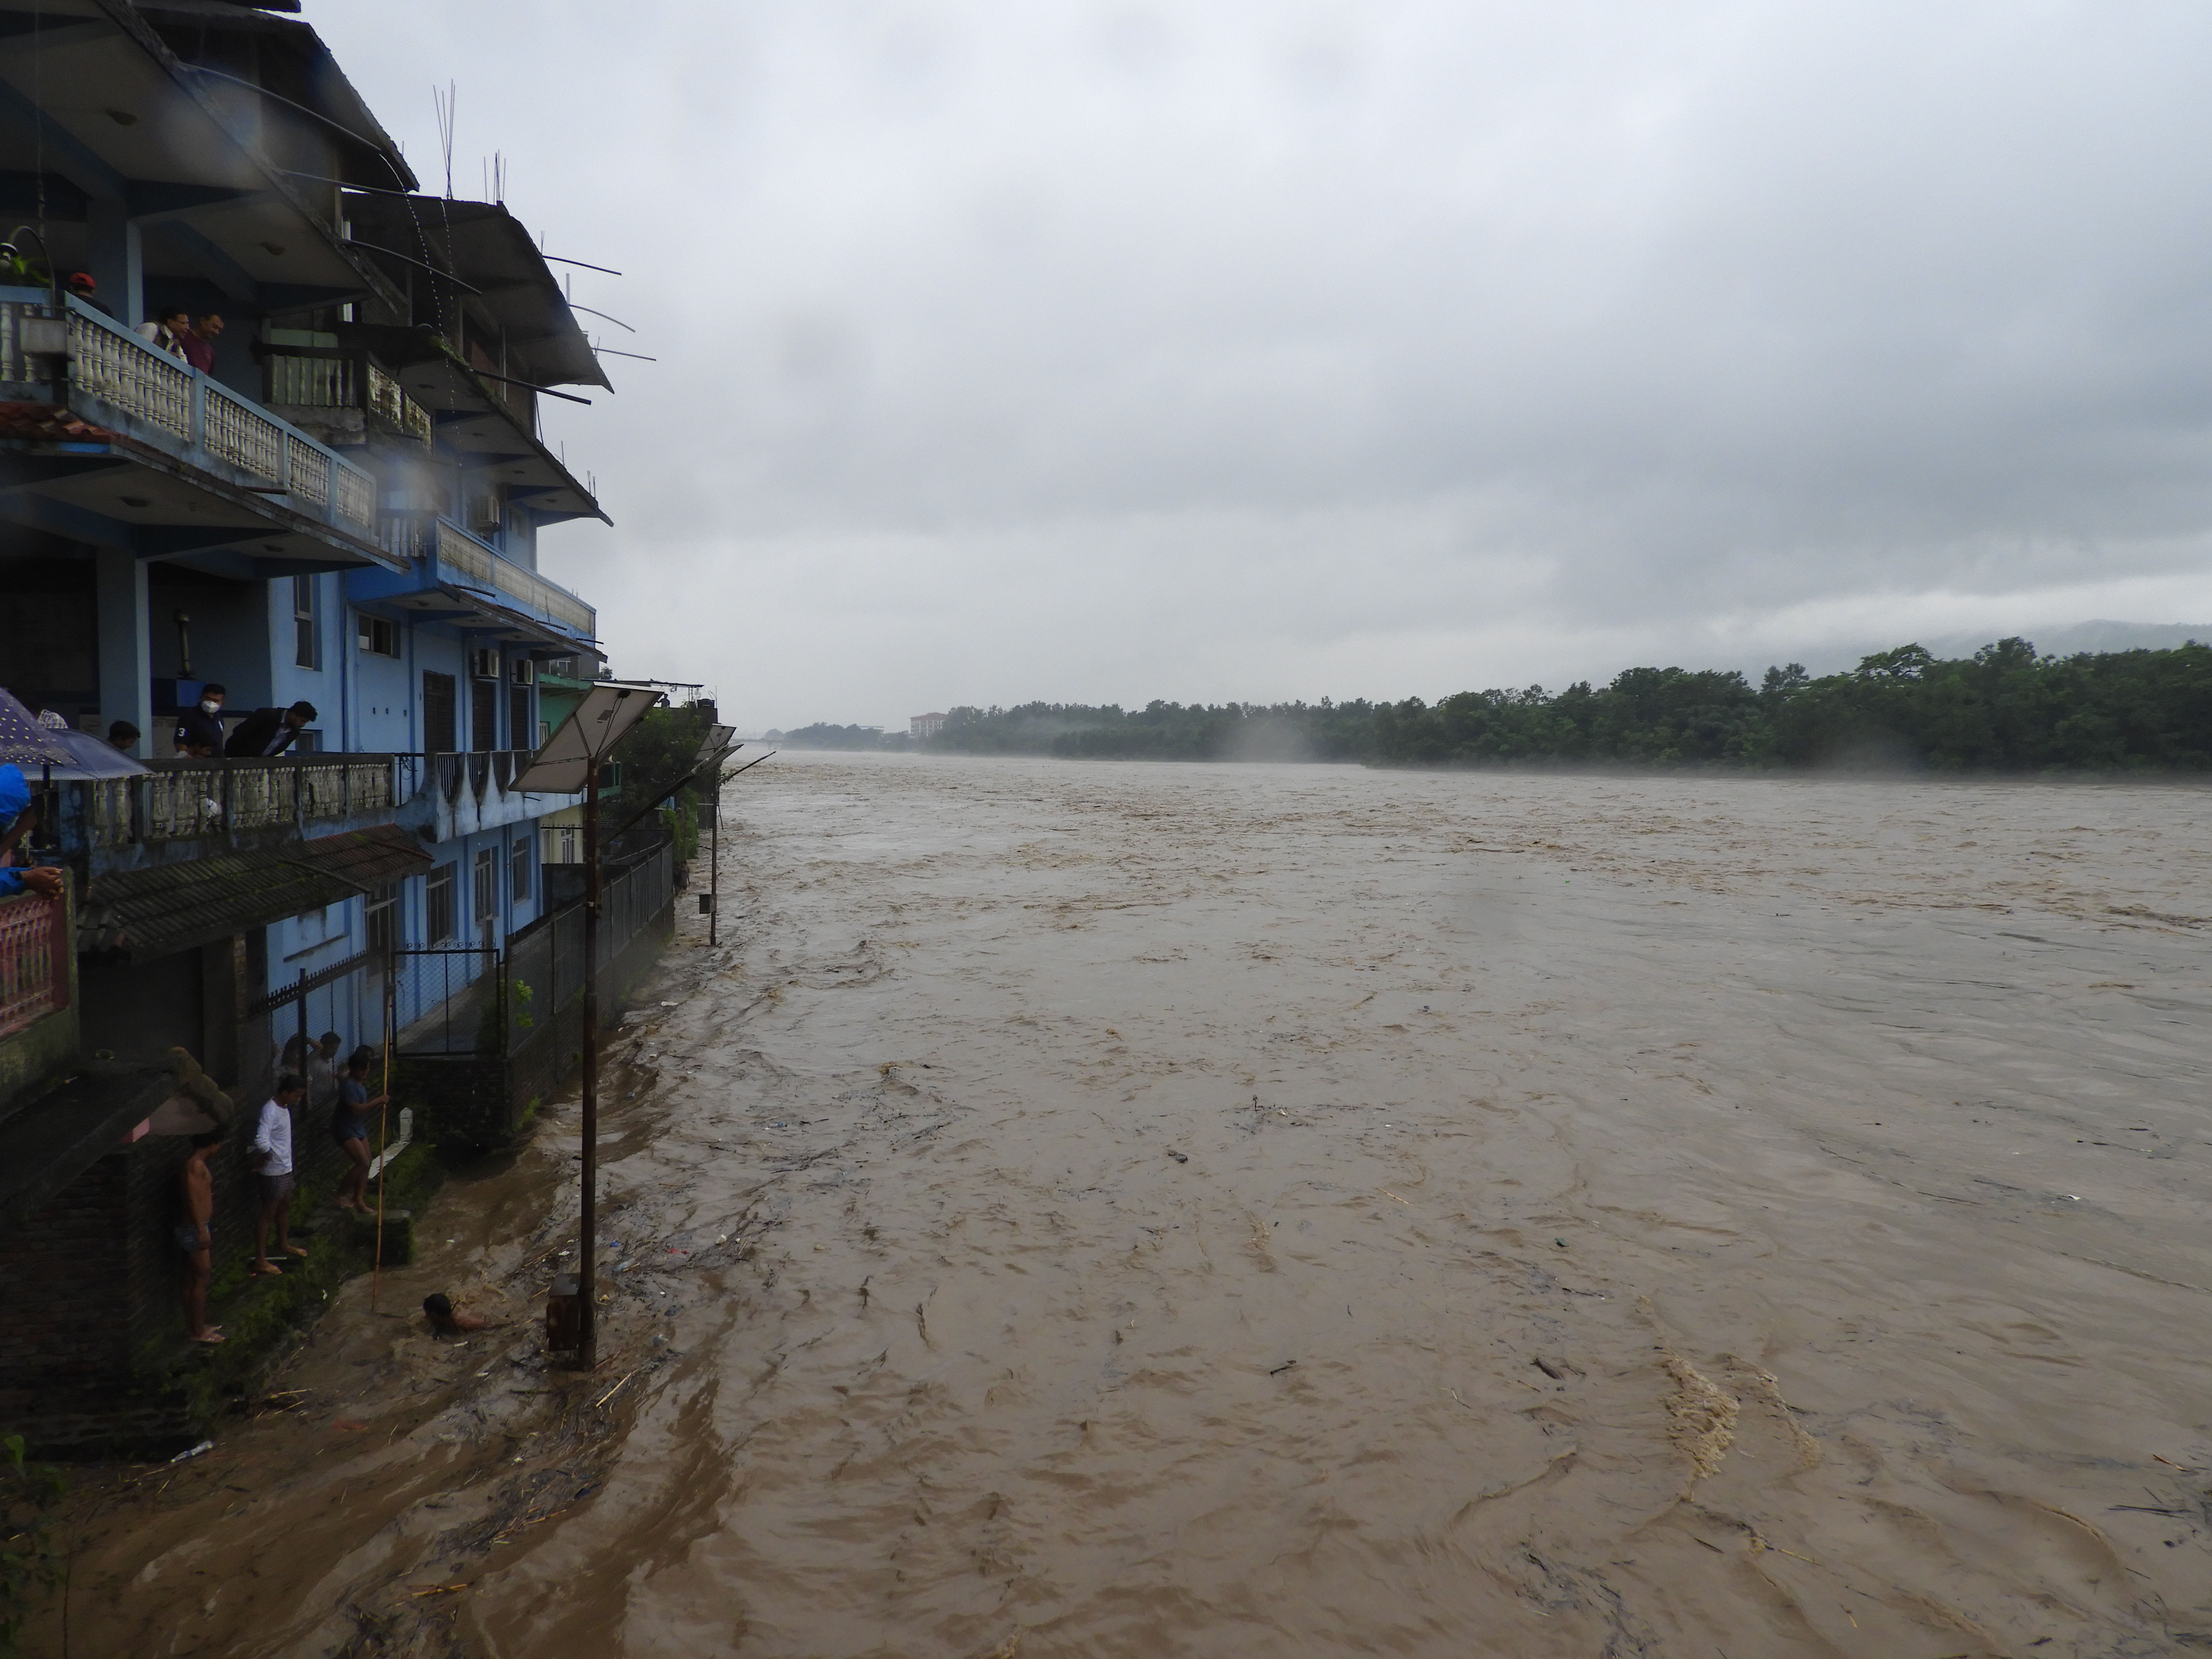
795, 639, 2212, 771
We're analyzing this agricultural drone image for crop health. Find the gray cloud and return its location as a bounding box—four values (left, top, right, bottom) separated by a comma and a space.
319, 0, 2212, 725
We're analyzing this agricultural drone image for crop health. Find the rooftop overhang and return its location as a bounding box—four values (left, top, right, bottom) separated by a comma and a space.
0, 0, 410, 314
342, 194, 612, 390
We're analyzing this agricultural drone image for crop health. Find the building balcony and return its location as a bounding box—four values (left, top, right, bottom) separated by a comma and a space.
260, 338, 437, 448
350, 515, 597, 652
0, 291, 395, 573
55, 753, 413, 875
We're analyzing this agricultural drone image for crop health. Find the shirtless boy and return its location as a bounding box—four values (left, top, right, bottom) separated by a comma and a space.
178, 1129, 226, 1343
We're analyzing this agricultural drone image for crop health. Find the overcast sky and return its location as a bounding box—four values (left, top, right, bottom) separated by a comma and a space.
316, 1, 2212, 730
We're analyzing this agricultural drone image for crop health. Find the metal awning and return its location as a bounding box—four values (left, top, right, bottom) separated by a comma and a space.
78, 821, 431, 959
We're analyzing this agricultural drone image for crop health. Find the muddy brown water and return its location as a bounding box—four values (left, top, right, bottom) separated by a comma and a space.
30, 752, 2212, 1657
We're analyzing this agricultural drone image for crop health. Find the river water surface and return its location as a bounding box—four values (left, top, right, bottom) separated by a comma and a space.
42, 753, 2212, 1657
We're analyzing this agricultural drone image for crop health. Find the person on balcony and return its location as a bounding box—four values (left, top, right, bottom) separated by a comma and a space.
136, 303, 191, 362
182, 311, 225, 375
0, 765, 62, 899
64, 271, 110, 317
174, 684, 227, 757
107, 720, 140, 751
224, 700, 318, 759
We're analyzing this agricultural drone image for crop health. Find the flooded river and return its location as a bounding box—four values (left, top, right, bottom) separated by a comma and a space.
38, 753, 2212, 1656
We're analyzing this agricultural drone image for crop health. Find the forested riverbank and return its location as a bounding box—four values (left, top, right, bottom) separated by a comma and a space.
780, 639, 2212, 772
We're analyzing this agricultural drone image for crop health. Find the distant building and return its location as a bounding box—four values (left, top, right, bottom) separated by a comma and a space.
911, 712, 947, 739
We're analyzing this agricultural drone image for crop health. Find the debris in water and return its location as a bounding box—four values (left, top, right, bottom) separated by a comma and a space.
1168, 1151, 1188, 1163
1269, 1360, 1297, 1375
1660, 1352, 1739, 1489
1554, 1238, 1568, 1248
169, 1439, 213, 1464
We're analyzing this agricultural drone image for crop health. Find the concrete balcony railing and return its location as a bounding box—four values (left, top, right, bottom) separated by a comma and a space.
404, 748, 580, 844
58, 754, 409, 872
0, 292, 378, 535
265, 347, 435, 443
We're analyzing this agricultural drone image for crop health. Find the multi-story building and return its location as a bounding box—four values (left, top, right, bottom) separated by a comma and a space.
0, 0, 666, 1451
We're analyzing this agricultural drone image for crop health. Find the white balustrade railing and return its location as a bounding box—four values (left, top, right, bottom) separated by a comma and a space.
69, 308, 192, 438
436, 520, 595, 636
367, 361, 434, 441
49, 299, 378, 533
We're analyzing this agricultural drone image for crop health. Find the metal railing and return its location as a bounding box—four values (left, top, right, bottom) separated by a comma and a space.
73, 754, 404, 851
0, 890, 69, 1039
11, 298, 381, 530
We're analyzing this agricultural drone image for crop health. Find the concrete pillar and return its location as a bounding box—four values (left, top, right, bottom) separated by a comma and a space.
95, 547, 152, 756
83, 201, 143, 326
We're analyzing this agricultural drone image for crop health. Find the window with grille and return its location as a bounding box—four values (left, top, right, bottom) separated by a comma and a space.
509, 834, 532, 902
473, 846, 498, 925
293, 574, 320, 669
425, 865, 456, 943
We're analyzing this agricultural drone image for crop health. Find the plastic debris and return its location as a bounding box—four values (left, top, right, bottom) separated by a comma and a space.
1168, 1151, 1189, 1163
168, 1439, 213, 1464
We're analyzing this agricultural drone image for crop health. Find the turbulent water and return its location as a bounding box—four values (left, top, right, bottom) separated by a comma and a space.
43, 753, 2212, 1657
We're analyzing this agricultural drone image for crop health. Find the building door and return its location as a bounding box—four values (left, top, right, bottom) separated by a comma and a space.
422, 671, 457, 754
472, 678, 498, 751
509, 685, 533, 753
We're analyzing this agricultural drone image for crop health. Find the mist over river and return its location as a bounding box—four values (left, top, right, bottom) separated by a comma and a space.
47, 752, 2212, 1657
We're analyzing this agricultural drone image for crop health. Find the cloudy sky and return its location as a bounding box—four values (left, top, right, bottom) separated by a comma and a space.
317, 1, 2212, 730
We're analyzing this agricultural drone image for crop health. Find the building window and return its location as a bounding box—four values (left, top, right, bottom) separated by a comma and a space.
425, 864, 456, 943
293, 574, 320, 669
358, 614, 399, 657
365, 883, 399, 958
473, 846, 499, 927
422, 670, 457, 755
509, 834, 532, 902
538, 719, 551, 746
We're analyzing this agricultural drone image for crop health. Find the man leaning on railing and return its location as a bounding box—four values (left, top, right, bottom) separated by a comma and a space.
224, 701, 318, 760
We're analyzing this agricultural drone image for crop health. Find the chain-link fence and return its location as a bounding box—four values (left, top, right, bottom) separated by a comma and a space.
396, 845, 677, 1146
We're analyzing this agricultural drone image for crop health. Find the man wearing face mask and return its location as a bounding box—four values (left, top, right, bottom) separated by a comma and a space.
175, 684, 227, 757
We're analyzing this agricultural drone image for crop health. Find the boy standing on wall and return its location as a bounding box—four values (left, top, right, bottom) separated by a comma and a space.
250, 1074, 309, 1276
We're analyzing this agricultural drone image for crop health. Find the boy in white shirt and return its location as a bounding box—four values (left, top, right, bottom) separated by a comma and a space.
250, 1073, 309, 1276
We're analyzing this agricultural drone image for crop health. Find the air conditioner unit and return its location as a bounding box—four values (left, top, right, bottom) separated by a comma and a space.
509, 659, 536, 686
466, 492, 502, 532
469, 648, 500, 680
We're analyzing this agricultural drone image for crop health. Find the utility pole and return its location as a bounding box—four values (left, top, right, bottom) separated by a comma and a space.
511, 680, 663, 1373
578, 759, 601, 1366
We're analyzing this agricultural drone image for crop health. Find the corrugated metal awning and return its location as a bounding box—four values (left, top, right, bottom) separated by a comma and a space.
79, 823, 431, 960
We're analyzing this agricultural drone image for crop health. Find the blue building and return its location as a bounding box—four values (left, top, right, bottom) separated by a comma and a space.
0, 0, 673, 1451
